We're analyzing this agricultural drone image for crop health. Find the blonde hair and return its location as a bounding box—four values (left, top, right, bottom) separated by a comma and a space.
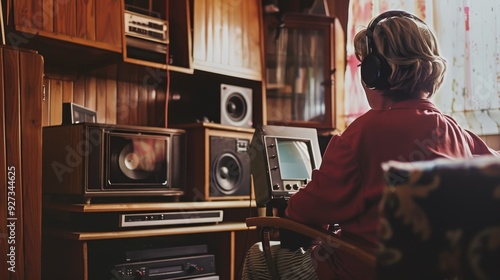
354, 14, 447, 99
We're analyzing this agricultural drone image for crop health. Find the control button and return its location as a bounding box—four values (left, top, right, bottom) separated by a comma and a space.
293, 184, 299, 190
273, 184, 280, 190
186, 264, 197, 273
285, 184, 291, 190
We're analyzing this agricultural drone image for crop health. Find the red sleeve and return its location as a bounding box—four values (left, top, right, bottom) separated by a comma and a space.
285, 135, 366, 226
465, 130, 500, 156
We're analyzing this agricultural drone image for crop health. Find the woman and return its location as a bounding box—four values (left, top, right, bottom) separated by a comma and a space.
243, 10, 499, 280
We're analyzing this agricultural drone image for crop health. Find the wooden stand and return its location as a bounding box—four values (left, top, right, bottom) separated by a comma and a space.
42, 200, 259, 280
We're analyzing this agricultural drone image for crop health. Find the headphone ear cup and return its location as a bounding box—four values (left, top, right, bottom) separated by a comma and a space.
360, 53, 392, 89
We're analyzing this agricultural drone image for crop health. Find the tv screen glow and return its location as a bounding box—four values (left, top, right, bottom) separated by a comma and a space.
276, 139, 313, 180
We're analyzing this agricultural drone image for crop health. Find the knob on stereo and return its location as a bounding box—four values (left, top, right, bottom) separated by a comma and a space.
186, 264, 197, 273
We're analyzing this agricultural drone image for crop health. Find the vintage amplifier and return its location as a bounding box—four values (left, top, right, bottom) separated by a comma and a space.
124, 5, 168, 62
42, 123, 186, 201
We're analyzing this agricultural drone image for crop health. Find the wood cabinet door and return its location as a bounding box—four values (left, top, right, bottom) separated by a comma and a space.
192, 0, 263, 81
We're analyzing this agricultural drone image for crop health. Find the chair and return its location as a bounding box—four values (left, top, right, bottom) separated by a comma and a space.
246, 155, 500, 280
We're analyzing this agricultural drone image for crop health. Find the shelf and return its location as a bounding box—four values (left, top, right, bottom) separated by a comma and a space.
44, 200, 257, 213
44, 222, 256, 241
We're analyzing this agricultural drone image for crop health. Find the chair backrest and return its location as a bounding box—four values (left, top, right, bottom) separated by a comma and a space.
378, 156, 500, 280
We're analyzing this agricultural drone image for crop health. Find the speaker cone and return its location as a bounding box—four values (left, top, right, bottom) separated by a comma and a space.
212, 152, 242, 195
225, 93, 247, 122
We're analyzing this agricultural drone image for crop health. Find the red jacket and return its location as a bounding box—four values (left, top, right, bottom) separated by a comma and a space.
285, 99, 499, 279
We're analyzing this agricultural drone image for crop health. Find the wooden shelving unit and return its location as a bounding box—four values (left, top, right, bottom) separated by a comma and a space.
42, 200, 259, 280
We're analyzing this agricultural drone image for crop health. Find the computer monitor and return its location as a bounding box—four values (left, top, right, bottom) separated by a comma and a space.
249, 125, 322, 209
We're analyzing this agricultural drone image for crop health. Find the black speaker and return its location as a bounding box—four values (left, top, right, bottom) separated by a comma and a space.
209, 136, 251, 197
176, 123, 254, 201
220, 84, 253, 128
361, 10, 425, 89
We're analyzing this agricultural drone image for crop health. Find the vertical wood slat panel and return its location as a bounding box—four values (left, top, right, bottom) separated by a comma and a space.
2, 48, 25, 280
49, 79, 62, 125
19, 50, 43, 280
53, 0, 76, 36
62, 80, 73, 103
116, 68, 130, 124
95, 0, 122, 47
15, 0, 43, 30
148, 88, 157, 126
105, 66, 117, 124
41, 69, 167, 127
96, 77, 107, 123
84, 76, 97, 111
193, 0, 207, 62
0, 47, 9, 280
138, 73, 148, 126
128, 67, 139, 125
42, 0, 54, 32
73, 76, 86, 106
76, 0, 96, 41
42, 78, 51, 127
227, 0, 241, 67
213, 0, 222, 65
247, 0, 261, 74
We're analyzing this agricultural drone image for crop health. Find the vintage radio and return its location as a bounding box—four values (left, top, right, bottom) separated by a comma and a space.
42, 123, 186, 201
124, 5, 168, 63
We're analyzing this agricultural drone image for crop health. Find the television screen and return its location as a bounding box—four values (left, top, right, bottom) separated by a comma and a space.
276, 139, 312, 180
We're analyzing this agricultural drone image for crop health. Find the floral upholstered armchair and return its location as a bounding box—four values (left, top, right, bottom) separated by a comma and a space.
379, 156, 500, 280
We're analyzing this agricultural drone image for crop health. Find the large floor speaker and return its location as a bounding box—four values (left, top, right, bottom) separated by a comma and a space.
176, 123, 254, 201
220, 84, 253, 128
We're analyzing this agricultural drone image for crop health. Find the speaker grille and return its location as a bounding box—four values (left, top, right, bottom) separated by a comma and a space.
209, 136, 251, 197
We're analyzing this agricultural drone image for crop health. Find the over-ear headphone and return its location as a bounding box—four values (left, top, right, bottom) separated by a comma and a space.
360, 10, 425, 89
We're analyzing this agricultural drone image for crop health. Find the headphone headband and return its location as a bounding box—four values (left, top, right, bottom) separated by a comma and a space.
361, 10, 425, 90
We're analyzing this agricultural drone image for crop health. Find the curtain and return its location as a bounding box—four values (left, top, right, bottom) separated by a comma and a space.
344, 0, 500, 135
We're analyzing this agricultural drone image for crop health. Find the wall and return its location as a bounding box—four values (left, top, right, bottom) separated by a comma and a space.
42, 64, 167, 128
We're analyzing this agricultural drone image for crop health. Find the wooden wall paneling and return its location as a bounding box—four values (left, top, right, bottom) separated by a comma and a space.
193, 0, 207, 62
42, 0, 54, 33
19, 49, 43, 280
116, 71, 130, 125
246, 1, 262, 75
95, 77, 107, 123
84, 75, 97, 111
227, 2, 241, 67
15, 0, 44, 30
128, 67, 139, 125
49, 79, 62, 125
42, 77, 51, 127
53, 0, 76, 36
147, 87, 157, 126
105, 66, 117, 124
62, 80, 73, 103
0, 46, 8, 280
72, 75, 86, 106
156, 87, 166, 127
95, 0, 122, 47
76, 0, 96, 41
138, 73, 149, 126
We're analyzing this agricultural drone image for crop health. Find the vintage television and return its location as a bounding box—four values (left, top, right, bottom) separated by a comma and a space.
42, 123, 186, 201
249, 125, 322, 211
